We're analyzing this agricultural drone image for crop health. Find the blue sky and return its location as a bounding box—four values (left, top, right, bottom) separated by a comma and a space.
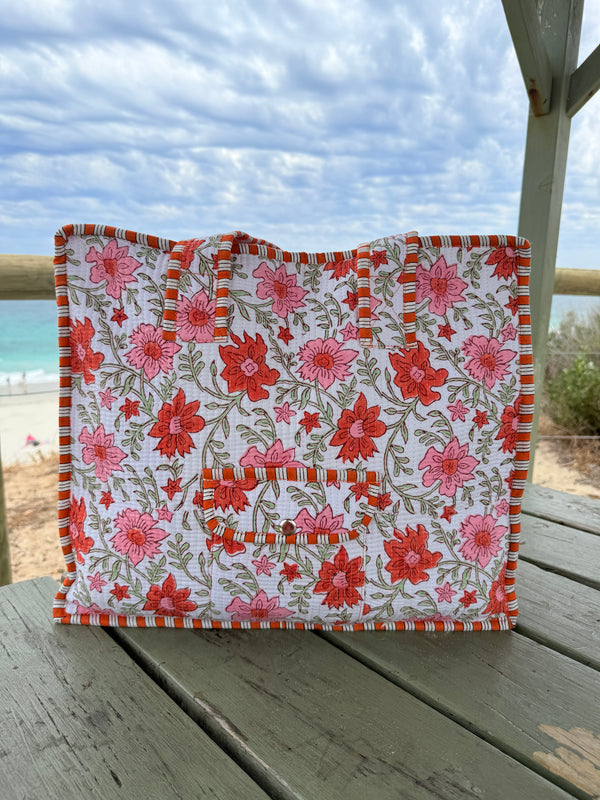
1, 0, 599, 270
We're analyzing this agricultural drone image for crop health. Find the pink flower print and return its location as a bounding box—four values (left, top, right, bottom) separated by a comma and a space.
225, 590, 294, 621
500, 322, 517, 342
157, 505, 173, 522
494, 499, 510, 518
340, 321, 359, 341
298, 337, 358, 390
462, 336, 516, 390
126, 323, 181, 380
447, 400, 468, 422
293, 505, 349, 539
418, 437, 478, 497
110, 508, 168, 566
79, 424, 126, 482
274, 402, 297, 423
176, 290, 216, 342
85, 239, 142, 299
435, 582, 457, 603
252, 555, 276, 576
416, 256, 468, 316
252, 261, 308, 319
99, 387, 118, 409
88, 572, 107, 592
239, 439, 305, 469
458, 514, 507, 568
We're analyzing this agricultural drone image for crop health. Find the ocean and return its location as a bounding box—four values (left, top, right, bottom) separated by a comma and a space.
1, 296, 599, 394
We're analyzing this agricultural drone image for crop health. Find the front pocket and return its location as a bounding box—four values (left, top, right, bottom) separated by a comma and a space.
201, 466, 381, 544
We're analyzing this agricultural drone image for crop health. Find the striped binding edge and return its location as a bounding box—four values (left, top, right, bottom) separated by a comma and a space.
53, 226, 532, 632
161, 231, 375, 345
400, 231, 419, 348
202, 467, 381, 544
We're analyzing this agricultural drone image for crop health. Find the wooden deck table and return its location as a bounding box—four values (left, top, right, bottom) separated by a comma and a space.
1, 485, 599, 799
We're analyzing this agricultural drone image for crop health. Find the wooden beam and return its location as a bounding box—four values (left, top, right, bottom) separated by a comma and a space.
554, 267, 600, 295
567, 42, 600, 116
514, 0, 584, 470
0, 254, 55, 300
502, 0, 553, 115
0, 445, 12, 586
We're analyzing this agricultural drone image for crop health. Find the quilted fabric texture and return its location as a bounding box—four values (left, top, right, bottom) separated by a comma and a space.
53, 226, 533, 631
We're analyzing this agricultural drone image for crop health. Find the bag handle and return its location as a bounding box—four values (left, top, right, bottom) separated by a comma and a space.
162, 231, 418, 348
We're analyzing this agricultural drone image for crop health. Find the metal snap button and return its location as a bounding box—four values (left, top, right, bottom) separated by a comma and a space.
280, 519, 297, 535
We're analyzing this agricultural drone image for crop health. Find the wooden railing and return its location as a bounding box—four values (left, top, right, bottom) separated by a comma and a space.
1, 254, 599, 586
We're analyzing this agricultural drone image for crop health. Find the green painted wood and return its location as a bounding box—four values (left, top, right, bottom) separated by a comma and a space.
523, 485, 600, 536
519, 514, 600, 589
0, 443, 12, 586
0, 577, 268, 800
322, 628, 600, 800
516, 559, 600, 671
510, 0, 583, 465
567, 42, 600, 117
502, 0, 553, 115
0, 254, 55, 300
115, 627, 573, 800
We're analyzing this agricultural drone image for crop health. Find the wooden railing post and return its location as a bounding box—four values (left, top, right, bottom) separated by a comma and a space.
0, 445, 12, 586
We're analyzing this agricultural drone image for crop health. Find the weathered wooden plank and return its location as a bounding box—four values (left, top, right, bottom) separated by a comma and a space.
0, 254, 55, 300
519, 514, 600, 589
523, 485, 600, 536
0, 443, 12, 586
116, 627, 573, 800
516, 560, 600, 671
554, 266, 600, 296
567, 43, 600, 117
502, 0, 553, 115
322, 627, 600, 800
0, 578, 268, 800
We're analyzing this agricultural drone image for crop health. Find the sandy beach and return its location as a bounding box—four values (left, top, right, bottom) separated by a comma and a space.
1, 390, 598, 584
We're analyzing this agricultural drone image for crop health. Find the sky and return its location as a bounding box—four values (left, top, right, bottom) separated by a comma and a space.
1, 0, 599, 271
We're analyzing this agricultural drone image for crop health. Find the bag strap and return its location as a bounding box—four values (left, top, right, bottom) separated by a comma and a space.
400, 230, 419, 349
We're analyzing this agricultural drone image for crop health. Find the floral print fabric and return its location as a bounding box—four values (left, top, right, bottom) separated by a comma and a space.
54, 228, 531, 630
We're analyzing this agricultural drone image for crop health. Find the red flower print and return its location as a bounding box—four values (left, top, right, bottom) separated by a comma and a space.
110, 508, 168, 566
70, 318, 104, 384
100, 491, 114, 509
176, 290, 216, 343
294, 505, 348, 539
253, 261, 308, 319
85, 238, 142, 299
225, 590, 294, 621
149, 388, 205, 459
206, 532, 246, 556
505, 296, 519, 316
298, 337, 358, 390
343, 291, 358, 311
219, 332, 280, 401
278, 326, 294, 344
459, 589, 478, 608
179, 239, 205, 270
239, 439, 304, 469
120, 398, 140, 420
376, 492, 392, 510
299, 412, 320, 433
314, 545, 365, 609
111, 307, 128, 326
389, 341, 448, 405
349, 481, 369, 501
331, 392, 386, 463
213, 478, 257, 512
462, 335, 516, 390
324, 256, 356, 279
383, 524, 442, 585
438, 323, 456, 340
416, 256, 468, 316
483, 566, 509, 616
418, 437, 478, 498
369, 250, 388, 269
126, 323, 181, 380
69, 497, 93, 564
161, 477, 182, 500
280, 562, 300, 582
440, 505, 456, 522
110, 583, 130, 601
495, 396, 521, 453
486, 246, 518, 280
193, 490, 203, 505
79, 424, 126, 482
143, 573, 197, 617
473, 409, 489, 429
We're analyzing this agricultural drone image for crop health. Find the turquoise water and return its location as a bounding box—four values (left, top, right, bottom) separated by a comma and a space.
1, 295, 599, 390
